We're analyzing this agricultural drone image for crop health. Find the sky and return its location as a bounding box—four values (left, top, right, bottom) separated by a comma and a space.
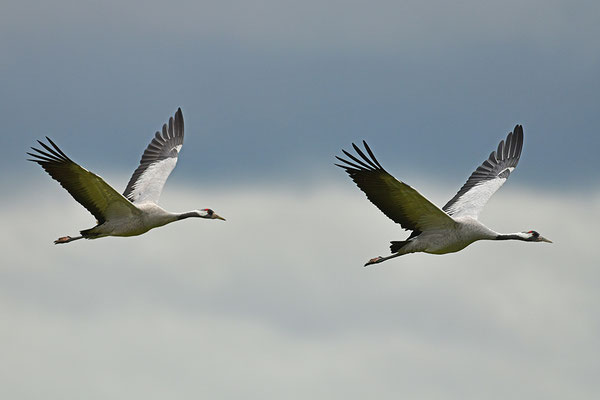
1, 0, 599, 399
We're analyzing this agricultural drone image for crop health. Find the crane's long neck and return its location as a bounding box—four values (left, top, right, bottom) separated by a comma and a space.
176, 209, 218, 220
495, 233, 529, 241
175, 209, 225, 221
177, 211, 204, 220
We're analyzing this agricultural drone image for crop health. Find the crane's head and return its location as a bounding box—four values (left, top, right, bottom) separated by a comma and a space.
198, 208, 226, 221
522, 230, 552, 243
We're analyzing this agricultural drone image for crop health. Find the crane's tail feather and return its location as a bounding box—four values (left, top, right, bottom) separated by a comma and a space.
390, 240, 409, 253
79, 226, 104, 237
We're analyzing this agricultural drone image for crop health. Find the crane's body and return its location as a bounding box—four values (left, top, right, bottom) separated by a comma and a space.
79, 204, 188, 239
28, 108, 225, 244
401, 217, 497, 254
336, 125, 551, 266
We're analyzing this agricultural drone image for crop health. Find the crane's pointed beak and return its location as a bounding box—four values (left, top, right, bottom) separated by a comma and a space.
214, 214, 226, 221
539, 236, 552, 243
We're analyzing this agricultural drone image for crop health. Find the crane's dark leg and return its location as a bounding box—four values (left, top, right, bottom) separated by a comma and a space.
54, 235, 84, 244
364, 252, 403, 267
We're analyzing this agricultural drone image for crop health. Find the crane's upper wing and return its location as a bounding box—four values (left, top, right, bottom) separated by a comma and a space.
442, 125, 524, 219
28, 137, 141, 224
123, 108, 184, 204
336, 141, 456, 232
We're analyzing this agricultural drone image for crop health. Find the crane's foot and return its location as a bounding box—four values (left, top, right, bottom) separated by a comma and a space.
54, 236, 72, 244
364, 256, 384, 267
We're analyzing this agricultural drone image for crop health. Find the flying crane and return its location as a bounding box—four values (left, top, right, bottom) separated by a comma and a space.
28, 108, 225, 244
336, 125, 551, 266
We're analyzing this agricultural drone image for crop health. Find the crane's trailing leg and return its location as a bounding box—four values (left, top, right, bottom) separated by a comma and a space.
54, 235, 83, 244
365, 256, 384, 266
365, 252, 403, 267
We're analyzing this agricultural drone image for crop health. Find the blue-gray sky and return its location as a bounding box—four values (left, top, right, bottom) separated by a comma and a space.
2, 0, 599, 187
1, 1, 599, 399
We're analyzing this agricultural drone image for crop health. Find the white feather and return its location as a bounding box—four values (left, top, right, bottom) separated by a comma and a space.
445, 166, 515, 219
128, 157, 178, 204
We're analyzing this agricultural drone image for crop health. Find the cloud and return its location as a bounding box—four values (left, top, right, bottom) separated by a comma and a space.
1, 178, 598, 399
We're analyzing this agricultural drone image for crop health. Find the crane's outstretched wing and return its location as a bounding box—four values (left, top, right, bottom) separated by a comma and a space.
123, 108, 184, 204
28, 137, 141, 224
442, 125, 524, 219
336, 141, 456, 232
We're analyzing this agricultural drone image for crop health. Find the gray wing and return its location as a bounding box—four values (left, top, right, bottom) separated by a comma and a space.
336, 141, 456, 232
123, 108, 184, 204
442, 125, 524, 219
28, 137, 141, 223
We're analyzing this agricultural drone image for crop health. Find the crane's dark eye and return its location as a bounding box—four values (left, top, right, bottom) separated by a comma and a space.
531, 231, 539, 237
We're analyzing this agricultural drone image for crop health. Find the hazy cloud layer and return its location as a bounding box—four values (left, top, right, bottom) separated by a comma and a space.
1, 180, 598, 399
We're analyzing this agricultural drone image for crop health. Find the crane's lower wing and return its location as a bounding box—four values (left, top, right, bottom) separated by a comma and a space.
123, 108, 184, 204
336, 141, 455, 232
28, 137, 141, 223
443, 125, 524, 219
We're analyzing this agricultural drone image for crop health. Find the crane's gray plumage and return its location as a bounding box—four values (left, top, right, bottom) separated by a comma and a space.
336, 125, 551, 266
28, 108, 225, 244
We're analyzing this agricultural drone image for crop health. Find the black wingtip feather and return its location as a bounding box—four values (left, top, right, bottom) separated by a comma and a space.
26, 153, 45, 163
334, 163, 360, 173
341, 149, 375, 170
351, 143, 379, 170
335, 156, 366, 171
168, 116, 174, 137
175, 108, 184, 137
496, 139, 505, 160
30, 146, 60, 161
362, 141, 384, 170
43, 137, 72, 161
513, 125, 524, 159
36, 140, 64, 160
27, 153, 55, 163
336, 140, 387, 173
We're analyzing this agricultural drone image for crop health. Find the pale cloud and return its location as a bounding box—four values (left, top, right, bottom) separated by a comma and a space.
0, 179, 598, 399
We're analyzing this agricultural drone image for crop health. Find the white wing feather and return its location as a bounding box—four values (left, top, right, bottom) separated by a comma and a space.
126, 156, 179, 204
444, 168, 513, 218
442, 126, 524, 219
123, 109, 184, 205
